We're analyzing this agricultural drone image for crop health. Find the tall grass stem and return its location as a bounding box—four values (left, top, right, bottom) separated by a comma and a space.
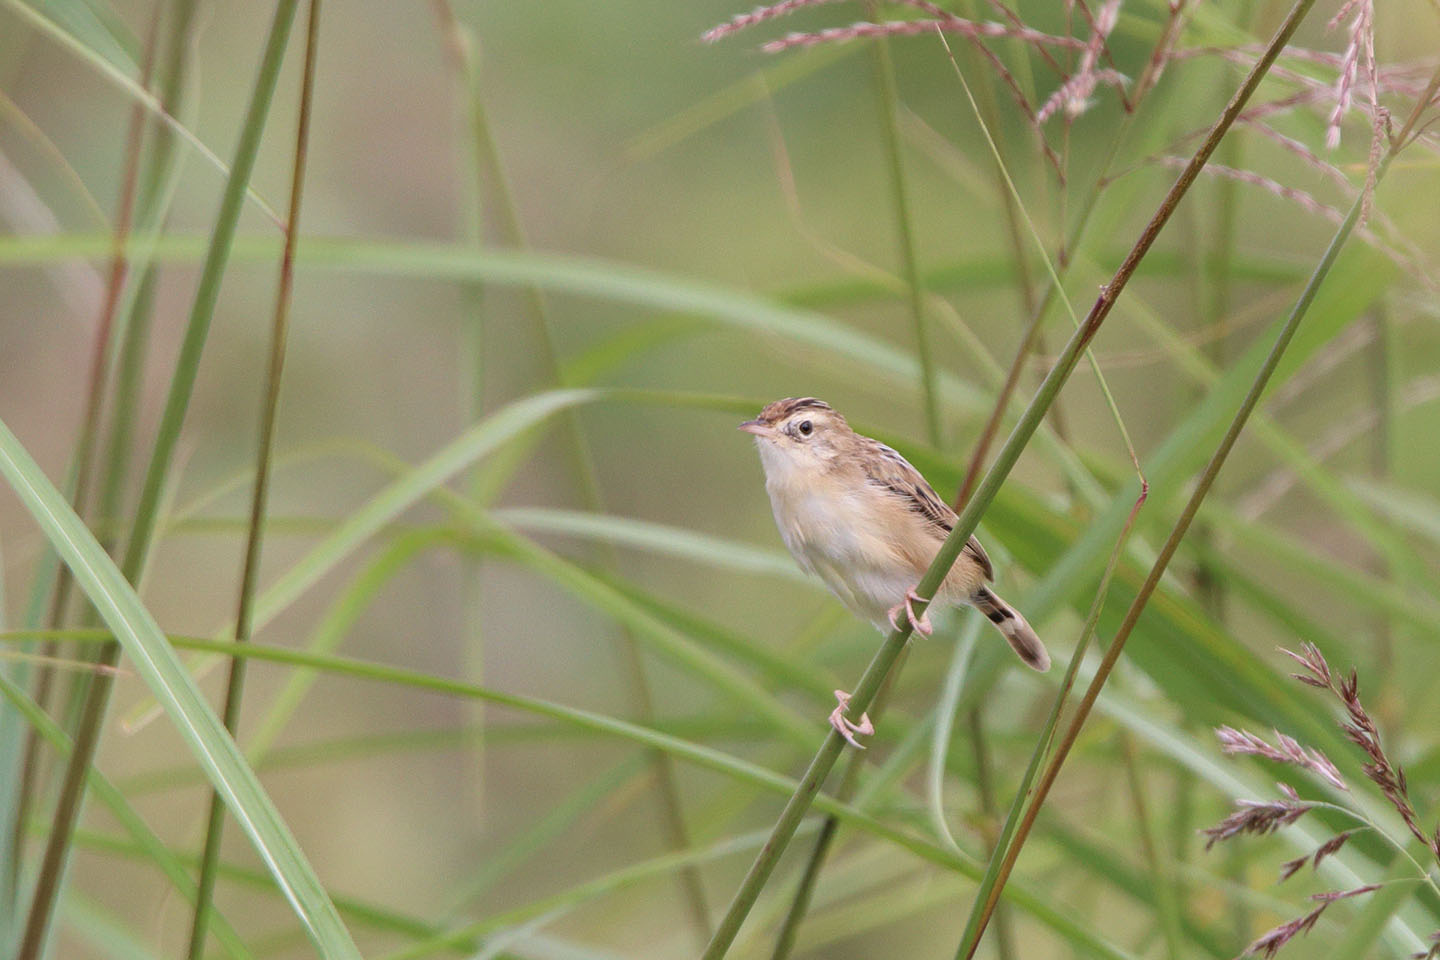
186, 0, 322, 954
868, 16, 940, 443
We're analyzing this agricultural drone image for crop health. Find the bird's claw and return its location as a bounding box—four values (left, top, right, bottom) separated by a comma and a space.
886, 588, 934, 636
829, 690, 875, 749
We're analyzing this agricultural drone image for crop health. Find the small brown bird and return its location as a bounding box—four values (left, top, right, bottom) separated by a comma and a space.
741, 397, 1050, 747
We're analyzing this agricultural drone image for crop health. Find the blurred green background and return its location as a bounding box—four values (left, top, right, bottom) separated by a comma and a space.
3, 0, 1440, 957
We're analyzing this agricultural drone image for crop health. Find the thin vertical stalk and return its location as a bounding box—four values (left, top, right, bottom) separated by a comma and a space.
952, 60, 1440, 958
186, 1, 321, 955
938, 29, 1148, 509
1198, 77, 1242, 940
1366, 305, 1395, 685
17, 2, 303, 955
462, 63, 603, 509
40, 7, 159, 633
1118, 733, 1182, 960
1192, 48, 1244, 626
767, 817, 841, 960
9, 1, 160, 898
935, 35, 1153, 948
701, 10, 1300, 945
439, 16, 712, 937
868, 16, 941, 443
912, 37, 1045, 956
70, 0, 201, 754
964, 703, 1015, 959
429, 0, 490, 825
98, 0, 203, 548
952, 0, 1068, 461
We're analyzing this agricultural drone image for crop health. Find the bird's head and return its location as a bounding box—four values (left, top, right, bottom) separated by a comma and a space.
739, 397, 852, 478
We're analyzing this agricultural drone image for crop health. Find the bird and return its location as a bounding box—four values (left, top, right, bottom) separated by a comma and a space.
740, 397, 1050, 747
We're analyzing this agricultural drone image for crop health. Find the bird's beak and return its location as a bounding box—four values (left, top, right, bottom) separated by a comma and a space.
738, 420, 773, 437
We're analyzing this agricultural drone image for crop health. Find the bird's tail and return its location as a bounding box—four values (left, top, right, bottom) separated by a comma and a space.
972, 586, 1050, 672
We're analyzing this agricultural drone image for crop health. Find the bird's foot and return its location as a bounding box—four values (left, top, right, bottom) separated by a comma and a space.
886, 588, 934, 636
829, 690, 875, 749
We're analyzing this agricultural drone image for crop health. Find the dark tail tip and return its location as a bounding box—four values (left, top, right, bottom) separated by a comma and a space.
1010, 623, 1051, 672
975, 588, 1050, 672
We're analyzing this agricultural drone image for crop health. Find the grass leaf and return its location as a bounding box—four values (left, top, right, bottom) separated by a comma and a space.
0, 417, 360, 959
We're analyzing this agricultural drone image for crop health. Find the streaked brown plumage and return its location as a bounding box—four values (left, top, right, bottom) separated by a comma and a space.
740, 398, 1049, 744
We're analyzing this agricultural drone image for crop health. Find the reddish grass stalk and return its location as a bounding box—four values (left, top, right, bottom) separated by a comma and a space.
1132, 0, 1190, 104
8, 0, 160, 909
184, 0, 322, 956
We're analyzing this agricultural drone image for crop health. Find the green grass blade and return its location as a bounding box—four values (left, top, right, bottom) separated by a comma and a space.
298, 242, 988, 413
0, 417, 360, 959
1, 630, 1026, 881
0, 234, 1316, 292
0, 235, 987, 414
492, 507, 810, 585
926, 615, 981, 853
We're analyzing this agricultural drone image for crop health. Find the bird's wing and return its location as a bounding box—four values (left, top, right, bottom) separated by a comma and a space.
862, 441, 993, 581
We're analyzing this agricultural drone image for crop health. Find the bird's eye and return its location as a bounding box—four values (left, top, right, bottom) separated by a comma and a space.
797, 420, 813, 436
